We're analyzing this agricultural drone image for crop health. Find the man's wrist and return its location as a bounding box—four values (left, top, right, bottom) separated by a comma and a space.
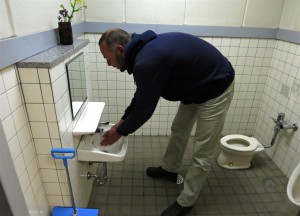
116, 127, 128, 136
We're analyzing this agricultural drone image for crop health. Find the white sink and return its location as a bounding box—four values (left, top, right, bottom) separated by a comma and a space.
77, 124, 128, 162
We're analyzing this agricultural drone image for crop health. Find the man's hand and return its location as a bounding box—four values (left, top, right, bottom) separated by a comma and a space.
100, 127, 122, 146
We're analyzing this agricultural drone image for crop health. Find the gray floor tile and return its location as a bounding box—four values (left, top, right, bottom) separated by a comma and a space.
87, 135, 300, 216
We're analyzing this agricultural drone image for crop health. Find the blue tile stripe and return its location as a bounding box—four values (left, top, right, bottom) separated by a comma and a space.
0, 22, 299, 70
84, 22, 278, 39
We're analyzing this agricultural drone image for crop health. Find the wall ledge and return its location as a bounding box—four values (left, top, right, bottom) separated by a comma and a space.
17, 39, 89, 68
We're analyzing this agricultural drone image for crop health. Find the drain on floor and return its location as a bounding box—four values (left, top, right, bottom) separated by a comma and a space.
262, 177, 278, 188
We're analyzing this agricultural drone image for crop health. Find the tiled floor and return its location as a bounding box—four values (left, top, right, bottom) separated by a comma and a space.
88, 136, 300, 216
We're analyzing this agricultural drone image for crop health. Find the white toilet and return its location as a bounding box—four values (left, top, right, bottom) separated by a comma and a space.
287, 163, 300, 206
217, 134, 265, 169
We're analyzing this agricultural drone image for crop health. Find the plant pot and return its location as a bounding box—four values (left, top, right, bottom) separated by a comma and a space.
58, 22, 73, 45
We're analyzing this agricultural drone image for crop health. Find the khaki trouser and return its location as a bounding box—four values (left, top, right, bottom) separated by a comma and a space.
162, 80, 234, 207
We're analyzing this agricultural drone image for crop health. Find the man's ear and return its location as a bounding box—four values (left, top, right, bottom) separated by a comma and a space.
116, 44, 125, 54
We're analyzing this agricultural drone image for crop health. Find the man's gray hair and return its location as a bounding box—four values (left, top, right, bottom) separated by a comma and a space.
99, 28, 131, 51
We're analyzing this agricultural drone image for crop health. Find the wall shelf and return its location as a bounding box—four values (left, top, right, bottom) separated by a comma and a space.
73, 102, 105, 136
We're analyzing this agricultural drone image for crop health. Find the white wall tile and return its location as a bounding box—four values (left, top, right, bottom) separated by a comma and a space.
0, 0, 14, 39
35, 190, 46, 213
88, 42, 96, 53
61, 196, 70, 206
279, 0, 300, 31
48, 123, 60, 139
185, 0, 246, 26
23, 141, 36, 166
7, 85, 22, 112
0, 72, 5, 94
48, 195, 64, 206
44, 183, 61, 195
18, 68, 39, 83
22, 84, 43, 103
51, 139, 62, 150
0, 93, 11, 120
24, 186, 34, 207
52, 75, 68, 103
27, 157, 39, 182
31, 173, 43, 196
61, 129, 73, 149
8, 135, 21, 161
31, 122, 50, 139
243, 0, 284, 28
84, 34, 96, 43
35, 139, 52, 155
12, 106, 27, 132
18, 123, 31, 150
2, 66, 18, 91
41, 84, 54, 103
38, 197, 50, 216
38, 155, 56, 169
49, 63, 65, 84
9, 0, 58, 36
126, 0, 185, 24
57, 169, 67, 183
28, 198, 38, 216
54, 158, 66, 170
41, 169, 59, 183
19, 170, 30, 193
85, 0, 125, 22
64, 110, 72, 129
26, 104, 46, 122
58, 116, 67, 138
38, 68, 50, 83
60, 183, 70, 196
54, 99, 64, 121
2, 115, 17, 142
14, 153, 26, 177
62, 91, 71, 116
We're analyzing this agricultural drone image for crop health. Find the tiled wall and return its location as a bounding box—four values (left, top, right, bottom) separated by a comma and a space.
0, 33, 299, 215
0, 1, 299, 215
19, 45, 97, 211
85, 0, 284, 28
0, 42, 98, 215
0, 0, 86, 39
87, 33, 300, 178
0, 65, 49, 215
254, 40, 300, 177
87, 33, 274, 136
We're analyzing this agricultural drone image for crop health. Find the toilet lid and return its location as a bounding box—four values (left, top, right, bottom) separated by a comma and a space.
220, 134, 258, 152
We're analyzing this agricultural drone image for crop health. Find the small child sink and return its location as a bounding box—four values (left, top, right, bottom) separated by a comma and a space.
77, 124, 128, 162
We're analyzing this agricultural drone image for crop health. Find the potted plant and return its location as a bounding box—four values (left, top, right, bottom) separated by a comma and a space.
57, 0, 87, 45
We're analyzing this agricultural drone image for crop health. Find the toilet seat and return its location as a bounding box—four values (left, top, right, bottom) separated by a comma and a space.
220, 134, 258, 152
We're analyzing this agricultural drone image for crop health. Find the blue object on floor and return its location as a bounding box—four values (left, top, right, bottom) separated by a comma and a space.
51, 148, 99, 216
52, 207, 98, 216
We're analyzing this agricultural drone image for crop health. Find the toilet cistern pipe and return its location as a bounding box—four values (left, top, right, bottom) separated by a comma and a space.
272, 112, 285, 127
272, 112, 298, 132
269, 112, 298, 147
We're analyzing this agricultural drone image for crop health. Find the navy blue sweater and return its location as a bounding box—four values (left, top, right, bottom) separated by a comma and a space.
117, 30, 234, 136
